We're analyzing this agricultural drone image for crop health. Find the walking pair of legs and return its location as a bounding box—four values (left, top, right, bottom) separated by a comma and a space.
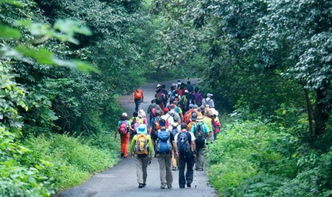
178, 154, 194, 188
135, 155, 149, 188
158, 153, 173, 189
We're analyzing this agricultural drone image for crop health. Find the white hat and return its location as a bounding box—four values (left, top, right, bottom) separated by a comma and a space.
211, 108, 219, 116
207, 93, 213, 97
122, 112, 128, 117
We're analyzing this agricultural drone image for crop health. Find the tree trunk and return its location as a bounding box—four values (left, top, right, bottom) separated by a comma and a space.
314, 84, 330, 137
304, 88, 314, 137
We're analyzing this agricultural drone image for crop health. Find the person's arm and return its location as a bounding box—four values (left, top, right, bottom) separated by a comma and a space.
173, 134, 178, 157
190, 133, 196, 152
141, 90, 144, 102
129, 136, 136, 154
211, 99, 215, 108
147, 135, 155, 157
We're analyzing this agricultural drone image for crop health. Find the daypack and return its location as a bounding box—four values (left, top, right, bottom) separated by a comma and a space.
156, 130, 172, 154
156, 92, 165, 103
151, 116, 161, 140
134, 134, 149, 155
193, 123, 205, 149
118, 121, 128, 135
177, 132, 191, 155
134, 90, 143, 99
152, 116, 161, 131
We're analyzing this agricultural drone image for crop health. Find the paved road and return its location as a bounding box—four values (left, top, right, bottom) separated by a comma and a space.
58, 79, 216, 197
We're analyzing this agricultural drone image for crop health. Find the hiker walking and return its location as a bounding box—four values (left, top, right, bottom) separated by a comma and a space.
190, 115, 210, 171
134, 88, 144, 112
155, 119, 173, 189
202, 93, 215, 108
174, 123, 196, 188
129, 124, 155, 188
138, 109, 148, 125
147, 99, 161, 122
194, 87, 203, 106
211, 109, 221, 140
115, 113, 132, 158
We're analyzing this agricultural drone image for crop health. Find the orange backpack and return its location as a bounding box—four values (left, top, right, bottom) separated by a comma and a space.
134, 90, 143, 99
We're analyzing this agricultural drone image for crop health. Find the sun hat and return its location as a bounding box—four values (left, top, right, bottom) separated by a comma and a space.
137, 124, 147, 134
197, 115, 204, 122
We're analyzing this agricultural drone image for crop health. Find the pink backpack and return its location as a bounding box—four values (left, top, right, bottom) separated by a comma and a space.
118, 121, 128, 135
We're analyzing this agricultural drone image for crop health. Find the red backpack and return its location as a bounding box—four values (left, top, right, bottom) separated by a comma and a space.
118, 121, 128, 135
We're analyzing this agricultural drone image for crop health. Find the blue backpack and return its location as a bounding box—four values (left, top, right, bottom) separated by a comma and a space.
156, 130, 172, 154
177, 132, 191, 155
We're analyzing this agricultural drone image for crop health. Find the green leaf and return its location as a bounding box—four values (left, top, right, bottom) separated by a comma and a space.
16, 47, 55, 65
73, 60, 100, 73
0, 24, 21, 39
0, 0, 23, 6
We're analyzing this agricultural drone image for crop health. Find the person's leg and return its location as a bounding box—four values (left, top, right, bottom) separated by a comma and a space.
135, 156, 144, 185
186, 154, 195, 186
158, 155, 167, 188
135, 98, 140, 112
196, 148, 204, 170
178, 156, 186, 188
171, 149, 177, 170
142, 155, 149, 185
120, 134, 125, 157
123, 133, 130, 157
165, 153, 173, 188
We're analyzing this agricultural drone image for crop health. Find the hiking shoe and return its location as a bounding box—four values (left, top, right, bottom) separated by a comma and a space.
172, 167, 177, 171
142, 183, 146, 188
179, 185, 185, 189
187, 183, 191, 188
138, 183, 144, 188
160, 185, 167, 189
167, 185, 172, 189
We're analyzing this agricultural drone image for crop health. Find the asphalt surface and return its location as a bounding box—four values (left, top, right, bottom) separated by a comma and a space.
58, 79, 217, 197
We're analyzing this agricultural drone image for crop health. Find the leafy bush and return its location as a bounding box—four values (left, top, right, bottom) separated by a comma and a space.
24, 133, 119, 190
206, 121, 297, 196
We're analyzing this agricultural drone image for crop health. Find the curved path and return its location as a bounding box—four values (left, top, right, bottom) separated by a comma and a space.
58, 79, 216, 197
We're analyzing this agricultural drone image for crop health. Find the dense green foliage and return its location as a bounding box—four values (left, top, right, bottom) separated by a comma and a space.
0, 0, 159, 195
1, 0, 332, 196
153, 0, 332, 196
207, 120, 332, 197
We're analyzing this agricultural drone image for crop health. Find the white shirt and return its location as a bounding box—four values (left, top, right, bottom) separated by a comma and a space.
161, 113, 174, 130
174, 130, 196, 143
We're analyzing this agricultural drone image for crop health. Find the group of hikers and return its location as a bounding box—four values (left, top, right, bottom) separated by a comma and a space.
115, 80, 221, 189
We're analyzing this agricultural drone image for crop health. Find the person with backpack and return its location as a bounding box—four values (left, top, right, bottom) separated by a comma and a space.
129, 124, 154, 188
130, 112, 140, 140
211, 109, 221, 140
202, 93, 215, 108
156, 119, 173, 189
147, 99, 161, 122
134, 88, 144, 112
115, 113, 132, 158
174, 123, 196, 188
190, 115, 210, 171
149, 111, 162, 146
138, 109, 148, 125
194, 87, 203, 107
